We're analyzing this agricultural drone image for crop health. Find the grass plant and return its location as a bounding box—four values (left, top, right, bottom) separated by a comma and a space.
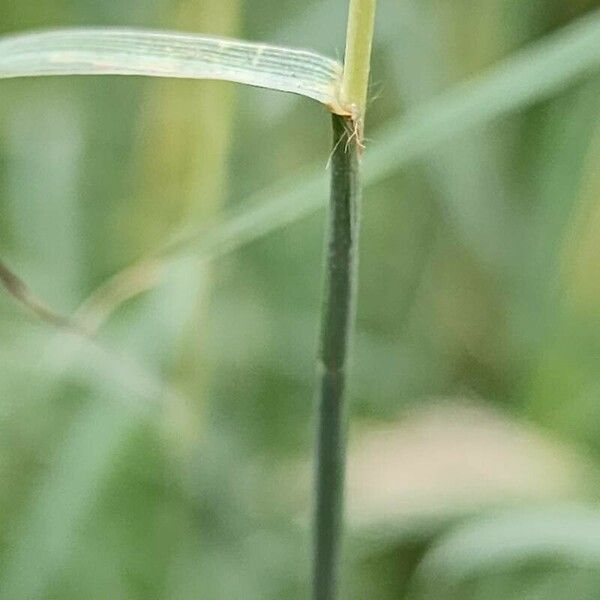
0, 2, 599, 599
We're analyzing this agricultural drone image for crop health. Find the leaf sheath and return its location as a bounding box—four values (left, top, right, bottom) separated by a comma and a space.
313, 114, 360, 600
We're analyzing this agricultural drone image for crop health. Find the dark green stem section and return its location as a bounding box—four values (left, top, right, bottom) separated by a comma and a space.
312, 114, 360, 600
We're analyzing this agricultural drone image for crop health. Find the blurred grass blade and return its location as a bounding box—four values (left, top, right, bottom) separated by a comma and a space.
0, 399, 140, 600
414, 506, 600, 590
0, 329, 189, 598
385, 1, 514, 271
0, 258, 75, 329
365, 8, 600, 182
0, 28, 347, 113
78, 9, 600, 328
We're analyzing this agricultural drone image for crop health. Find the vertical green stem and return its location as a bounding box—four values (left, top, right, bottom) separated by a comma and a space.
313, 1, 376, 596
341, 0, 377, 127
313, 114, 360, 600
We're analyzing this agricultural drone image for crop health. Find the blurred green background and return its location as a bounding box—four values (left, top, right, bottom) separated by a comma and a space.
1, 1, 600, 598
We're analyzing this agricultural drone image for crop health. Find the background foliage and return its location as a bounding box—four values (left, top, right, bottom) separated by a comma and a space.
1, 1, 600, 598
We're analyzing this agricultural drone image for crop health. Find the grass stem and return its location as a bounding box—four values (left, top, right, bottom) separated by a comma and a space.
341, 0, 377, 127
312, 114, 360, 600
312, 2, 376, 595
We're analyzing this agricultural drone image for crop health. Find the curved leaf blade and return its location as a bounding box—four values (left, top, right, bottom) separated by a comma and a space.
0, 28, 346, 113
